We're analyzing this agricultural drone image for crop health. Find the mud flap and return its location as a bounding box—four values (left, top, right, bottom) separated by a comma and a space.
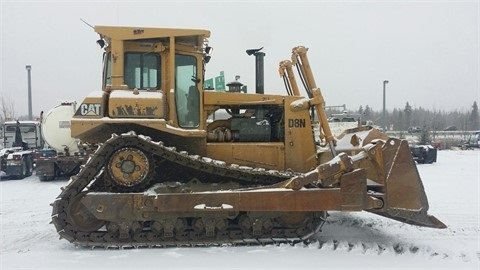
367, 138, 446, 228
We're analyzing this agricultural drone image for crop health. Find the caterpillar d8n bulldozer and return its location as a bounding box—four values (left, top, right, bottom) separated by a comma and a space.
51, 25, 445, 247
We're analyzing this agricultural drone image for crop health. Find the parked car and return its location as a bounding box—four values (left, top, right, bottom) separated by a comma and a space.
408, 126, 422, 133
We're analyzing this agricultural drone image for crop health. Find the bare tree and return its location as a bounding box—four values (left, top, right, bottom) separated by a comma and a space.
0, 93, 16, 123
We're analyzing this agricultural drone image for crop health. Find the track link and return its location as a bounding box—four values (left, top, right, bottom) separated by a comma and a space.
51, 131, 326, 248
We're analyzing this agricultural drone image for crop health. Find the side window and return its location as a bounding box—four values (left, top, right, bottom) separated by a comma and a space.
175, 54, 199, 128
124, 53, 160, 89
104, 52, 112, 86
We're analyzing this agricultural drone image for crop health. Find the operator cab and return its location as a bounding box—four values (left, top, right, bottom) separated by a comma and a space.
96, 26, 210, 130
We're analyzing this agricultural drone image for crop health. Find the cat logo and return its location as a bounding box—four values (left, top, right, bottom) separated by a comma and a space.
75, 103, 101, 116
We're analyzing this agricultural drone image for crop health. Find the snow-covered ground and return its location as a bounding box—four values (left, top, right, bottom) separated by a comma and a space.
1, 150, 479, 269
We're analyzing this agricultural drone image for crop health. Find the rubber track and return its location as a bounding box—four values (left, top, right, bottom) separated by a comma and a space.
51, 131, 325, 248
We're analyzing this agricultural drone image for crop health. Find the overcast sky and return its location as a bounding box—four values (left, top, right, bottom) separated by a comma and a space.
1, 0, 478, 117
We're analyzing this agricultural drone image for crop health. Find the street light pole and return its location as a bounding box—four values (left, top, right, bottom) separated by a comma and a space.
26, 65, 33, 120
383, 80, 389, 131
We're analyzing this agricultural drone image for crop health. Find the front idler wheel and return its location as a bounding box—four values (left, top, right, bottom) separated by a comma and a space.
68, 192, 105, 232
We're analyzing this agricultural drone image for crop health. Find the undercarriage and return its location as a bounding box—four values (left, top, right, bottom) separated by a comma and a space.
51, 132, 327, 247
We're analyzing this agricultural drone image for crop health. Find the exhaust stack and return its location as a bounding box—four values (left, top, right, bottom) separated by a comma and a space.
246, 47, 265, 94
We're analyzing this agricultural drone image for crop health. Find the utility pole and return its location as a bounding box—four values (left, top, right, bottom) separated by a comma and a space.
26, 65, 33, 120
383, 80, 389, 131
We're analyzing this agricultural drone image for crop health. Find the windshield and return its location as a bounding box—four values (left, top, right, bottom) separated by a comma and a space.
4, 125, 36, 133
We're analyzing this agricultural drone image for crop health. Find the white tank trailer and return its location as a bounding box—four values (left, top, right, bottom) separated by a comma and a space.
35, 102, 91, 181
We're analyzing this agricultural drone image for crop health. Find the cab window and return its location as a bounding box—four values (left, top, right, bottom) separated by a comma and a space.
175, 54, 199, 128
124, 53, 160, 89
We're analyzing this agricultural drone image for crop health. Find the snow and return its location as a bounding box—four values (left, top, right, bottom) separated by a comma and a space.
1, 150, 479, 270
109, 89, 164, 99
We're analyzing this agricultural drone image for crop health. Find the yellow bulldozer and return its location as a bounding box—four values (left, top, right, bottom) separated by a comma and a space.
51, 25, 445, 247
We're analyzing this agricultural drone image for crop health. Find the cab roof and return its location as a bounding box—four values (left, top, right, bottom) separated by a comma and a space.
95, 25, 211, 43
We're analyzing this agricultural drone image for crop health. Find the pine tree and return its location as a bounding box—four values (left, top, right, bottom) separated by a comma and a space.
404, 102, 412, 129
418, 125, 432, 145
469, 101, 479, 130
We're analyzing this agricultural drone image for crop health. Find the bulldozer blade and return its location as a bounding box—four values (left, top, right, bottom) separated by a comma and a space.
374, 208, 446, 228
334, 127, 446, 229
367, 137, 446, 228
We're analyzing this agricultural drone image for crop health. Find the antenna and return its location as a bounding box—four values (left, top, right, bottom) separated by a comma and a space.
80, 18, 94, 29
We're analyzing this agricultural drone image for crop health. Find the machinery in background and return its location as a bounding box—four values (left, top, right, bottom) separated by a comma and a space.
409, 145, 437, 164
460, 131, 480, 149
0, 120, 40, 179
34, 102, 91, 181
